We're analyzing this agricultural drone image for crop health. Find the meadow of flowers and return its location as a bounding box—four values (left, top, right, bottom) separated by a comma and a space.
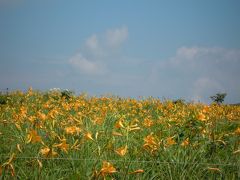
0, 88, 239, 179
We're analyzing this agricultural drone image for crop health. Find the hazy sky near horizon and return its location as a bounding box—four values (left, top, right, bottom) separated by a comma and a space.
1, 0, 240, 103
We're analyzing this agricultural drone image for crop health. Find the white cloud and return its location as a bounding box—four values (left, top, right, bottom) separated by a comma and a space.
106, 26, 128, 48
192, 77, 223, 102
150, 46, 240, 103
84, 34, 105, 58
68, 26, 128, 75
69, 53, 105, 75
83, 26, 128, 57
176, 46, 199, 60
85, 34, 99, 50
67, 28, 239, 103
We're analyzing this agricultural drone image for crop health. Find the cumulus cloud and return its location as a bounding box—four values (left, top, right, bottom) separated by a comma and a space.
69, 53, 105, 75
67, 27, 239, 103
192, 77, 223, 102
68, 26, 128, 75
106, 26, 128, 48
150, 46, 240, 103
176, 46, 199, 60
85, 34, 99, 50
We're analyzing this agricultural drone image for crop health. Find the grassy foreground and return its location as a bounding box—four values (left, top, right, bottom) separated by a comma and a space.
0, 89, 240, 179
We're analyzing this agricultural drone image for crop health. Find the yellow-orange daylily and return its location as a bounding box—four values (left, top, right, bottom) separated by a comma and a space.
143, 133, 159, 153
197, 113, 206, 121
99, 161, 117, 177
40, 147, 50, 156
115, 145, 127, 156
202, 106, 210, 113
19, 107, 27, 118
28, 116, 36, 123
234, 127, 240, 135
26, 130, 42, 143
65, 126, 81, 135
181, 138, 189, 147
54, 139, 69, 153
93, 117, 104, 125
37, 112, 46, 121
40, 147, 58, 157
115, 118, 124, 128
165, 137, 176, 146
85, 132, 94, 141
143, 118, 154, 127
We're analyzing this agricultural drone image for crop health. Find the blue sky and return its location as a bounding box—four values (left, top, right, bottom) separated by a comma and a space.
1, 0, 240, 103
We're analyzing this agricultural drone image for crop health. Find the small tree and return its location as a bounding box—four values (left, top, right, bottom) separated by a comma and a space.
61, 89, 74, 100
210, 93, 227, 104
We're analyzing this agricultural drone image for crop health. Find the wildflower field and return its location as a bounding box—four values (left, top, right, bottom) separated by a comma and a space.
0, 89, 240, 179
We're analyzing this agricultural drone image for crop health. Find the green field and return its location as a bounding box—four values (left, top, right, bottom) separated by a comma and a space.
0, 89, 240, 179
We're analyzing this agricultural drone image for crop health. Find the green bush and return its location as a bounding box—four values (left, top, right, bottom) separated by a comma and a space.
0, 94, 8, 105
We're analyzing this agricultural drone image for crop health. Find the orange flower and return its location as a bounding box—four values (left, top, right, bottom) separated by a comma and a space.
26, 130, 42, 143
202, 106, 210, 113
166, 137, 176, 146
28, 116, 36, 122
93, 117, 104, 125
234, 128, 240, 135
49, 109, 58, 119
20, 107, 27, 118
115, 145, 127, 156
40, 147, 50, 156
115, 118, 124, 128
40, 147, 58, 157
143, 118, 154, 127
143, 133, 159, 153
181, 138, 189, 147
99, 161, 117, 177
144, 134, 158, 146
197, 113, 206, 121
54, 139, 69, 153
65, 126, 81, 135
37, 112, 46, 121
85, 132, 94, 141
